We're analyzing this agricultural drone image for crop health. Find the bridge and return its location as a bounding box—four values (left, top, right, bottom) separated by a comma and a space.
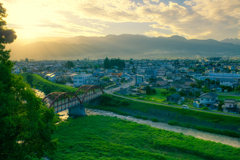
42, 85, 104, 116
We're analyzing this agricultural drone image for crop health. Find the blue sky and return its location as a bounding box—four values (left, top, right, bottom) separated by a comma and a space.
2, 0, 240, 40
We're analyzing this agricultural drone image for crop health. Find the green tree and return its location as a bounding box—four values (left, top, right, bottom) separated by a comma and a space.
65, 61, 74, 69
179, 91, 186, 96
104, 57, 110, 69
146, 86, 152, 95
101, 76, 110, 82
160, 90, 169, 96
169, 87, 177, 93
0, 4, 57, 159
26, 73, 33, 86
22, 67, 27, 72
202, 86, 210, 93
190, 83, 197, 88
235, 85, 240, 92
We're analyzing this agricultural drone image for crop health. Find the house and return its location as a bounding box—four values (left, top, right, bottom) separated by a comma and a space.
222, 99, 240, 113
138, 82, 150, 94
111, 72, 122, 77
121, 73, 131, 80
110, 75, 120, 82
218, 78, 236, 87
184, 78, 196, 86
210, 85, 222, 92
199, 92, 218, 108
135, 74, 144, 85
156, 76, 168, 86
167, 94, 181, 103
85, 77, 101, 85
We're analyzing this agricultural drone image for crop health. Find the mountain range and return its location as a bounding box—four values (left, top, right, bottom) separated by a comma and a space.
7, 34, 240, 60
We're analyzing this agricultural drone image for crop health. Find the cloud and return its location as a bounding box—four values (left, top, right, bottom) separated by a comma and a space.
2, 0, 240, 40
144, 30, 173, 37
151, 0, 159, 3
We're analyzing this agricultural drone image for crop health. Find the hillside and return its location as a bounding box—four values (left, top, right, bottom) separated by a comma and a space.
221, 38, 240, 46
8, 35, 240, 60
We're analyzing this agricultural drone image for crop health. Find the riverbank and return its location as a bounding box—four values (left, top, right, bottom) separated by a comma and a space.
46, 114, 240, 160
87, 94, 240, 138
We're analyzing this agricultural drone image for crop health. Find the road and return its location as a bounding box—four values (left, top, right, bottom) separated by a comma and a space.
104, 80, 134, 94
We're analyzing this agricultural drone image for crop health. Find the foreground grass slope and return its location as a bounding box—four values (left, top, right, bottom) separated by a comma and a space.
20, 73, 77, 94
47, 115, 240, 160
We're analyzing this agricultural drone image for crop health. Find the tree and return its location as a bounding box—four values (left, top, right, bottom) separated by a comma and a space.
202, 86, 210, 93
235, 85, 240, 92
104, 57, 110, 69
25, 58, 29, 62
146, 86, 152, 95
22, 67, 27, 72
101, 76, 110, 82
65, 61, 74, 69
160, 90, 169, 96
0, 4, 57, 159
190, 83, 197, 88
26, 73, 33, 86
179, 91, 186, 96
169, 87, 177, 93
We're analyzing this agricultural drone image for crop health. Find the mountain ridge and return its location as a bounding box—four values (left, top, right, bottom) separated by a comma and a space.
7, 34, 240, 60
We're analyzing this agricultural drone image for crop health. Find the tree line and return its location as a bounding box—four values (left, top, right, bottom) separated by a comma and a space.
104, 57, 125, 69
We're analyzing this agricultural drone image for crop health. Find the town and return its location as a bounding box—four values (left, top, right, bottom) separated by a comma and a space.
13, 57, 240, 114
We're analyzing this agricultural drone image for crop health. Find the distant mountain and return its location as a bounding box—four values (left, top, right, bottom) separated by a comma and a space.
221, 38, 240, 46
7, 34, 240, 60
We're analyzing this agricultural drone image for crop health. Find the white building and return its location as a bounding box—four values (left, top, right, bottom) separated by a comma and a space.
199, 92, 218, 105
73, 72, 92, 87
135, 74, 144, 85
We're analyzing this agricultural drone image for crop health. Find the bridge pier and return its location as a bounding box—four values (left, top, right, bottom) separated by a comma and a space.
68, 104, 86, 117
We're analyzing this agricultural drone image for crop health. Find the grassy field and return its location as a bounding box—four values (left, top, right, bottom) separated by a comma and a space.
87, 94, 240, 137
125, 88, 168, 103
46, 115, 240, 160
20, 73, 77, 94
121, 88, 195, 107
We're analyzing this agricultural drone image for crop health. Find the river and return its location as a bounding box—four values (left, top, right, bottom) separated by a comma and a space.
34, 89, 240, 148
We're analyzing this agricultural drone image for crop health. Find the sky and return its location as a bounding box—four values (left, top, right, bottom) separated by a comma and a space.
2, 0, 240, 40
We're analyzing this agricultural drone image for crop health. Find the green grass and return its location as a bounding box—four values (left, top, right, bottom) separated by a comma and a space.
20, 73, 77, 94
218, 95, 240, 100
126, 88, 169, 103
47, 115, 240, 160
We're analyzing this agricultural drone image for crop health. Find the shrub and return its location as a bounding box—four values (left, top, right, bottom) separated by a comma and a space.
202, 107, 209, 110
151, 118, 159, 122
120, 100, 130, 106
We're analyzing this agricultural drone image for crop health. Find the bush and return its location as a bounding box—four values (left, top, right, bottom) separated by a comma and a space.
169, 87, 177, 93
151, 118, 159, 122
120, 100, 130, 106
202, 107, 209, 110
161, 90, 169, 96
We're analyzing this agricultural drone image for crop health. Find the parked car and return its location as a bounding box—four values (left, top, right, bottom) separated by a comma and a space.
182, 105, 189, 109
